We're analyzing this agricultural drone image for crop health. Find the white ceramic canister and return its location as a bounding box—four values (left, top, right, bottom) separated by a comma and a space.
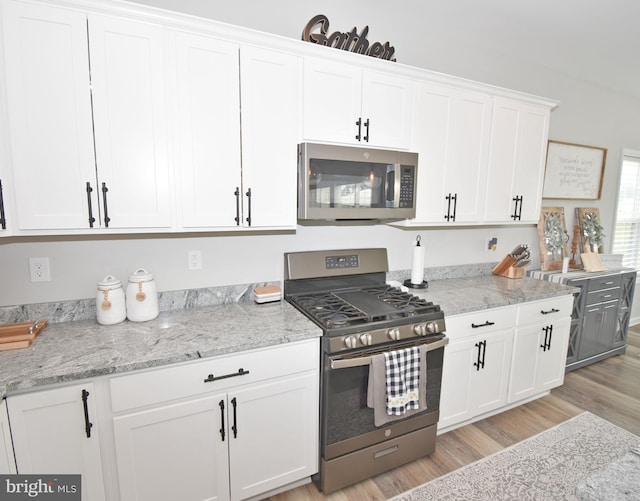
126, 268, 159, 322
96, 276, 127, 325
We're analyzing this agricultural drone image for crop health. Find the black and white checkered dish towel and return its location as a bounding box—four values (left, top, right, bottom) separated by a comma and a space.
384, 346, 420, 416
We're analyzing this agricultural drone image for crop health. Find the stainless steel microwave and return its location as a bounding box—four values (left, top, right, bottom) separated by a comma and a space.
297, 143, 418, 221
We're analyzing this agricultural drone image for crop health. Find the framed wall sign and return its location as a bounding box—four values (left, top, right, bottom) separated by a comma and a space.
542, 140, 607, 200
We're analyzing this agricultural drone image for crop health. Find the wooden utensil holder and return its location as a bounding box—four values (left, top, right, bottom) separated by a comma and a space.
492, 256, 525, 279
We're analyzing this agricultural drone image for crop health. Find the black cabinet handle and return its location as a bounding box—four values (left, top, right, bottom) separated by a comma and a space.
445, 193, 453, 221
245, 188, 252, 226
81, 389, 93, 438
204, 368, 250, 383
540, 325, 553, 351
355, 117, 362, 141
219, 400, 226, 441
363, 118, 370, 142
234, 187, 240, 226
541, 308, 560, 315
0, 179, 6, 230
231, 397, 238, 438
101, 182, 110, 227
471, 321, 495, 328
511, 195, 523, 220
473, 340, 486, 371
451, 193, 457, 221
85, 182, 96, 228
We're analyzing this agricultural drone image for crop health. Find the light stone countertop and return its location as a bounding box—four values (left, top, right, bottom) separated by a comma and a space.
0, 274, 577, 399
0, 300, 322, 398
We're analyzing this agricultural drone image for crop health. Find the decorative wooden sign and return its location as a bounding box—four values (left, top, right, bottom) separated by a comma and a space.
302, 14, 396, 61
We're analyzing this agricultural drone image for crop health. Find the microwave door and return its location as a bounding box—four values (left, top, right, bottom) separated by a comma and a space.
385, 165, 398, 208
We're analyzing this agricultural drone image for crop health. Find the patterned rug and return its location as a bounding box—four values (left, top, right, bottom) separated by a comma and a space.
391, 412, 640, 501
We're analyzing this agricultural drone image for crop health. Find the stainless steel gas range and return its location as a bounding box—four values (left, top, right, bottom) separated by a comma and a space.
284, 248, 448, 493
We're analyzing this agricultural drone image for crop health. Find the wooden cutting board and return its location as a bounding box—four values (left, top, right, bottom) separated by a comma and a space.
0, 320, 47, 350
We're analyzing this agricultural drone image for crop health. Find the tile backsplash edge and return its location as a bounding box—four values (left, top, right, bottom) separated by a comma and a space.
0, 262, 497, 324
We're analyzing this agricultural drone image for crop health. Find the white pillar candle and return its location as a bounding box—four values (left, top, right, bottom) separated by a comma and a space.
410, 236, 425, 285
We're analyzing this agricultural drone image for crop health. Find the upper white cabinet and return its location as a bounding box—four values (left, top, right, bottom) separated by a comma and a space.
0, 165, 9, 236
171, 32, 242, 229
2, 0, 97, 231
302, 57, 413, 149
87, 13, 172, 230
237, 45, 299, 229
1, 1, 172, 232
407, 82, 492, 224
484, 97, 550, 223
169, 37, 298, 231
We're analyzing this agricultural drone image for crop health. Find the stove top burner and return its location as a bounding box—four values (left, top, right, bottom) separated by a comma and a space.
289, 285, 441, 331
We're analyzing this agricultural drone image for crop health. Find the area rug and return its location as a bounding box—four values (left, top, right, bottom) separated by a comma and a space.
391, 412, 640, 501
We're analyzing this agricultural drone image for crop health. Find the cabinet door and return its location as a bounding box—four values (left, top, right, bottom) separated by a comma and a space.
484, 98, 550, 223
113, 394, 229, 501
172, 32, 242, 229
2, 0, 97, 230
302, 57, 362, 144
614, 272, 636, 347
440, 329, 512, 429
239, 46, 299, 229
509, 317, 570, 403
88, 14, 172, 230
0, 175, 9, 236
360, 70, 413, 149
410, 83, 491, 223
470, 330, 513, 416
7, 383, 105, 500
0, 399, 16, 474
229, 372, 318, 501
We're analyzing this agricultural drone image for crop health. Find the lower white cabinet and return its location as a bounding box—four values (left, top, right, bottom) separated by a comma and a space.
6, 382, 107, 500
110, 339, 319, 501
439, 295, 574, 432
439, 308, 515, 430
0, 399, 16, 473
509, 296, 573, 403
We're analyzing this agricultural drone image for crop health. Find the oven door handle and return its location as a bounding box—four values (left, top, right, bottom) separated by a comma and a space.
329, 337, 449, 370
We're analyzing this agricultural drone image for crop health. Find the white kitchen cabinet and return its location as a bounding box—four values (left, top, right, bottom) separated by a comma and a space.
7, 382, 106, 500
0, 399, 16, 473
483, 97, 551, 223
404, 82, 492, 225
1, 1, 172, 232
0, 171, 9, 236
439, 307, 515, 430
1, 0, 97, 231
110, 339, 319, 501
509, 296, 573, 403
302, 57, 413, 149
87, 13, 172, 230
172, 34, 298, 230
171, 31, 242, 229
239, 45, 299, 229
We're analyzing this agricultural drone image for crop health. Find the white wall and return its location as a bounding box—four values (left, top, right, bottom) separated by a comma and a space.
2, 0, 640, 313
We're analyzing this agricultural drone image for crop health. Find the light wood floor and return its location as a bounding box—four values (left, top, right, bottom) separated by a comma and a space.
267, 327, 640, 500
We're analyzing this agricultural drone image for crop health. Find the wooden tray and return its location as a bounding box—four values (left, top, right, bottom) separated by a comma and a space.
0, 320, 47, 350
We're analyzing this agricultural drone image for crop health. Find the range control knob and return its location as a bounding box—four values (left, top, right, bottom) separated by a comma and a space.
344, 336, 358, 349
359, 333, 372, 346
387, 328, 401, 341
413, 323, 427, 336
426, 321, 440, 334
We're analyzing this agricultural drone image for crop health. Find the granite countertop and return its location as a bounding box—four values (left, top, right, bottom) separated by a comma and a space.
0, 274, 577, 399
0, 300, 322, 398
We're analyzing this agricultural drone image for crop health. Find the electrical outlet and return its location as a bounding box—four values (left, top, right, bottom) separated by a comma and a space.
29, 257, 51, 282
188, 250, 202, 270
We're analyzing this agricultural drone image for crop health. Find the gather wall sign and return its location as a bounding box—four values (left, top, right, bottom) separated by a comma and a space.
301, 14, 396, 61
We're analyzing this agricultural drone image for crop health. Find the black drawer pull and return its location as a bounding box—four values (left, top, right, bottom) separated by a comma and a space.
204, 368, 250, 383
471, 321, 495, 328
219, 400, 226, 441
81, 389, 93, 438
541, 308, 560, 315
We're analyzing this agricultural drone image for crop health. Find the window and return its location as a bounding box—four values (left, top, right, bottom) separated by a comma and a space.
612, 149, 640, 269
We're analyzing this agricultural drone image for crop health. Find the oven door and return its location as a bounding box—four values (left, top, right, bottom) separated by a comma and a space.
321, 336, 447, 460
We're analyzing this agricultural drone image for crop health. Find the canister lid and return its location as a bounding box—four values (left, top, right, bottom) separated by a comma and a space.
128, 268, 154, 283
98, 275, 122, 289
